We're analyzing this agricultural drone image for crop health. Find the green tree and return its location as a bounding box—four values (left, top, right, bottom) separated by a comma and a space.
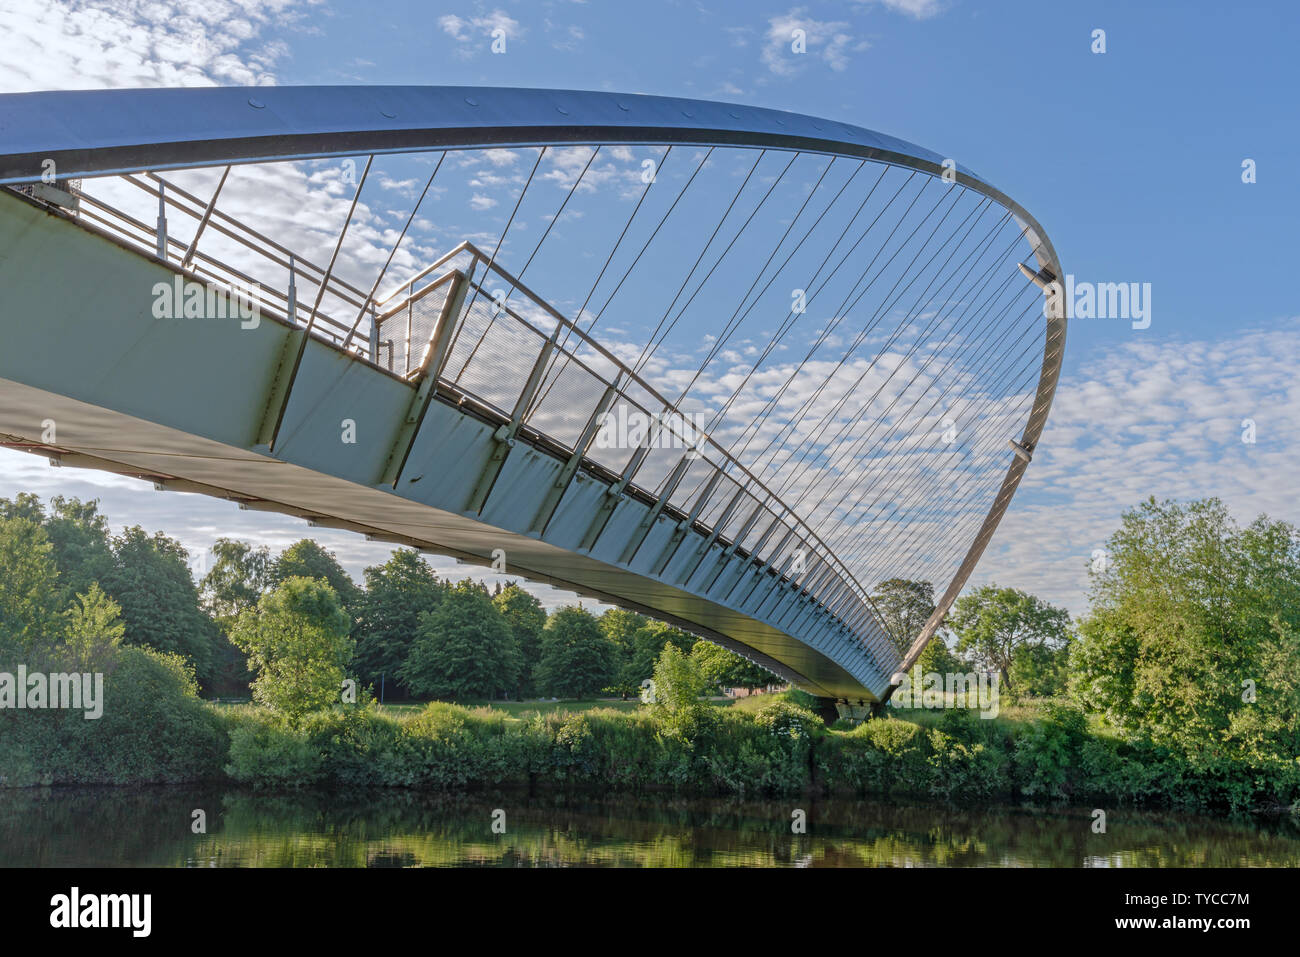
100, 526, 217, 685
915, 634, 966, 676
353, 549, 446, 697
1070, 497, 1300, 771
43, 496, 114, 604
598, 608, 646, 663
272, 539, 362, 613
948, 585, 1071, 691
494, 584, 547, 698
0, 492, 45, 525
230, 576, 354, 723
618, 620, 695, 690
651, 642, 710, 711
61, 583, 126, 672
649, 643, 718, 746
1009, 639, 1073, 698
691, 640, 775, 692
534, 605, 615, 698
1221, 619, 1300, 786
0, 516, 63, 658
398, 580, 519, 701
201, 538, 273, 619
200, 538, 274, 697
871, 578, 937, 657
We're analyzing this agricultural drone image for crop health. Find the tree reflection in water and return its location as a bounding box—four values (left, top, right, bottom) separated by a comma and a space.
2, 787, 1298, 867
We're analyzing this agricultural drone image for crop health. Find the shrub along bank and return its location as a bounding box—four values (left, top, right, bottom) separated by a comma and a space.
6, 688, 1297, 813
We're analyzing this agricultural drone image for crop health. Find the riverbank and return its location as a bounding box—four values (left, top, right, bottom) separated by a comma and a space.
4, 681, 1298, 814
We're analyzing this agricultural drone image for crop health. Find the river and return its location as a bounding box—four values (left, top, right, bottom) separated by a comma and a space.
3, 787, 1298, 867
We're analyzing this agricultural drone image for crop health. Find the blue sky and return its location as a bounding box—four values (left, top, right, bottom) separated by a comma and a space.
1, 0, 1297, 617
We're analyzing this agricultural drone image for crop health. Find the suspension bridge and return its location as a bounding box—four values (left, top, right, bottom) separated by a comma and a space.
0, 86, 1065, 719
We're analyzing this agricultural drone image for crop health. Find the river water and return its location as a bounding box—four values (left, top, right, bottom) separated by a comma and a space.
3, 787, 1298, 867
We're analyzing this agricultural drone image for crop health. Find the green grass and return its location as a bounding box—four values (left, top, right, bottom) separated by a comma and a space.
722, 693, 789, 714
218, 692, 783, 722
371, 694, 763, 721
882, 694, 1134, 740
375, 697, 645, 721
883, 694, 1058, 732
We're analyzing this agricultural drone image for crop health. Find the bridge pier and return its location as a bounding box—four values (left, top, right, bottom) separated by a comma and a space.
812, 697, 877, 727
834, 700, 875, 726
812, 697, 840, 727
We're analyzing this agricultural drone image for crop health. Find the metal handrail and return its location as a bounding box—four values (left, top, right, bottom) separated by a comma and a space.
375, 240, 474, 308
56, 172, 373, 346
375, 267, 460, 324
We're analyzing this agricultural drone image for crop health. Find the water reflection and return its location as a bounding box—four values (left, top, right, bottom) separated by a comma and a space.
2, 787, 1297, 867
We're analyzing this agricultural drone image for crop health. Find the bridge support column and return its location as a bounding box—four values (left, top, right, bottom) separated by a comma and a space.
811, 697, 840, 727
834, 700, 874, 726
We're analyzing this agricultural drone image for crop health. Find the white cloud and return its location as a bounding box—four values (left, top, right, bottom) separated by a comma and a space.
977, 316, 1300, 615
762, 8, 867, 77
439, 9, 523, 56
549, 22, 585, 51
438, 14, 469, 40
859, 0, 945, 19
0, 0, 307, 92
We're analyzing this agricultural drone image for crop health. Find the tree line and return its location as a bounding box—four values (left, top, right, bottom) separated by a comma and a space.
0, 492, 778, 707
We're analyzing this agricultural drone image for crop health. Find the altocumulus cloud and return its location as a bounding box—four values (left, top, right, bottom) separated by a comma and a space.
0, 0, 311, 91
977, 315, 1300, 615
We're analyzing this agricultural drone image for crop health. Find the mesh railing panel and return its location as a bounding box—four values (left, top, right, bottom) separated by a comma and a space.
525, 353, 615, 452
375, 277, 453, 376
446, 297, 543, 415
632, 445, 689, 496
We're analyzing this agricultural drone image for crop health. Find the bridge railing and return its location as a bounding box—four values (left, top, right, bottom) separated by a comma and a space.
19, 171, 378, 352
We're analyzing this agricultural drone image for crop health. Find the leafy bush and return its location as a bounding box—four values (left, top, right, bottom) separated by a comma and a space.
754, 700, 822, 743
1012, 701, 1089, 800
0, 645, 227, 787
225, 717, 325, 788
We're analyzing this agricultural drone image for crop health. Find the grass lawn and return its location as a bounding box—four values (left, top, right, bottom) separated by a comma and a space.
213, 693, 782, 722
884, 695, 1113, 736
372, 695, 760, 720
375, 698, 646, 720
